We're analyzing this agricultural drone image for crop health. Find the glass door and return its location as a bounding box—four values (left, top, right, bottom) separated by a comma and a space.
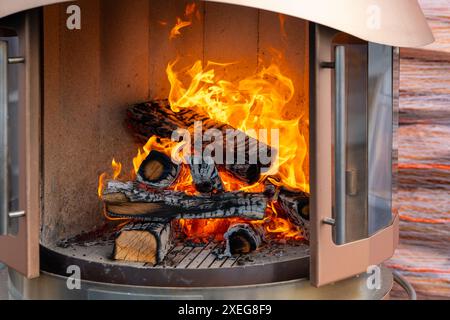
0, 10, 41, 278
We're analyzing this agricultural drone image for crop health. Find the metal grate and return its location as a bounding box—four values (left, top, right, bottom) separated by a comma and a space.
50, 238, 309, 270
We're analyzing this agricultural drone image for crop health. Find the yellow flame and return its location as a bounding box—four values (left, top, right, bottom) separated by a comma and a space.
169, 18, 192, 40
132, 136, 178, 175
167, 59, 308, 192
111, 159, 122, 180
98, 172, 106, 198
169, 3, 199, 40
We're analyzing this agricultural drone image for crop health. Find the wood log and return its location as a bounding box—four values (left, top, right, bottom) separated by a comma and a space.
103, 180, 268, 221
126, 100, 276, 183
113, 221, 172, 264
222, 223, 264, 256
276, 189, 310, 239
188, 155, 223, 193
137, 150, 180, 189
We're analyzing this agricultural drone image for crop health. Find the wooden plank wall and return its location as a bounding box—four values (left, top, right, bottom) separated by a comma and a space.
42, 0, 309, 243
387, 0, 450, 300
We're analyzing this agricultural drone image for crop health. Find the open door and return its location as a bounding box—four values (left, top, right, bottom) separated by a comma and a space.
0, 10, 40, 278
309, 24, 399, 287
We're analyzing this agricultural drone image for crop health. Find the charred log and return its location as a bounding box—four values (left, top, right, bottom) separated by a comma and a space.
223, 223, 264, 256
113, 221, 172, 264
126, 100, 275, 183
137, 150, 180, 189
277, 189, 310, 239
103, 180, 268, 221
188, 155, 223, 193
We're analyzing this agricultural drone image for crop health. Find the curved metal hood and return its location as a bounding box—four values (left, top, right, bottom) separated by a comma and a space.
0, 0, 434, 47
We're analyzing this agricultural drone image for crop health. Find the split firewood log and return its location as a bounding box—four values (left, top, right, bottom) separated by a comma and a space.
126, 100, 276, 184
276, 189, 310, 239
188, 155, 223, 193
113, 221, 172, 264
102, 180, 268, 221
136, 150, 180, 189
223, 223, 264, 256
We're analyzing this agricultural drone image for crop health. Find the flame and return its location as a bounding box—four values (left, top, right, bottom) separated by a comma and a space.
167, 59, 308, 192
179, 203, 304, 243
164, 57, 308, 242
170, 18, 192, 40
98, 173, 107, 198
98, 2, 308, 242
111, 159, 122, 179
169, 3, 199, 40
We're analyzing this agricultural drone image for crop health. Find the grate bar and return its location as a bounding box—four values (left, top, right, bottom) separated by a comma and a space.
188, 242, 218, 269
176, 246, 204, 269
168, 246, 194, 267
221, 255, 241, 268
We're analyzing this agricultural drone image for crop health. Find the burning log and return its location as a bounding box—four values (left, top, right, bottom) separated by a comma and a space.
113, 221, 172, 264
188, 155, 223, 193
126, 100, 275, 184
223, 223, 264, 256
137, 150, 180, 189
102, 180, 268, 221
277, 189, 310, 239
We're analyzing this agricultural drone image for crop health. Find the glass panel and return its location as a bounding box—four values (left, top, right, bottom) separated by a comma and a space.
332, 37, 394, 244
332, 40, 369, 244
0, 34, 20, 235
368, 44, 393, 235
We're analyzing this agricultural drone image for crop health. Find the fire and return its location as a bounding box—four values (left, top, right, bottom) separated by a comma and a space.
169, 18, 192, 40
167, 59, 308, 192
111, 159, 122, 179
164, 58, 308, 242
98, 3, 309, 243
169, 2, 199, 40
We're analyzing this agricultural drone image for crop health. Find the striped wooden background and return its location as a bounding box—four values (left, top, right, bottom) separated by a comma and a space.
387, 0, 450, 300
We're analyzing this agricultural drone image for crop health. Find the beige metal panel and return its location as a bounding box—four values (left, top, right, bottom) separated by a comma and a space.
42, 0, 104, 243
0, 0, 71, 18
42, 0, 152, 243
208, 0, 434, 47
98, 0, 150, 176
1, 0, 433, 47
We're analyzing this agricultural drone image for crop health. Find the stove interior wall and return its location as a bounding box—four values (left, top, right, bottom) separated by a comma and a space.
41, 0, 309, 244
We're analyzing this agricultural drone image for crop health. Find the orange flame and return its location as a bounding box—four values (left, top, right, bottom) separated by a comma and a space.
169, 3, 199, 40
169, 18, 192, 40
164, 57, 308, 242
98, 2, 308, 242
98, 173, 107, 198
111, 159, 122, 179
167, 59, 308, 192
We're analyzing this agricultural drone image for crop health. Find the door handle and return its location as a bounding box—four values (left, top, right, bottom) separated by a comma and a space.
334, 45, 346, 245
0, 41, 8, 236
0, 41, 26, 236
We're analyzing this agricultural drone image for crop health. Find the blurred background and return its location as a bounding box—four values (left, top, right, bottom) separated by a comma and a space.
387, 0, 450, 300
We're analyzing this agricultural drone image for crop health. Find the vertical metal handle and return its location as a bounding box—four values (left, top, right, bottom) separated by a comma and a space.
335, 45, 346, 245
0, 41, 8, 236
